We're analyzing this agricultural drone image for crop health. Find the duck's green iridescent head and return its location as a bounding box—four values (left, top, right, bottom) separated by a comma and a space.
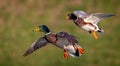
33, 25, 50, 33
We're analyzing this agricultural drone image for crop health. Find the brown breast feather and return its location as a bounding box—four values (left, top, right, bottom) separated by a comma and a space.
45, 33, 57, 44
74, 18, 95, 28
74, 18, 86, 26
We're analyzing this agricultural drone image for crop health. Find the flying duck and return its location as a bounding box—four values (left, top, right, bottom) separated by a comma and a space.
23, 25, 84, 59
66, 10, 114, 39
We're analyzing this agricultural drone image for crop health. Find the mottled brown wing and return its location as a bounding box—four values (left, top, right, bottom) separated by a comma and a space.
23, 37, 49, 56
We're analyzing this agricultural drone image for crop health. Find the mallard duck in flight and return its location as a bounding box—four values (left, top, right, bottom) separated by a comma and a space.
23, 25, 84, 59
66, 10, 114, 39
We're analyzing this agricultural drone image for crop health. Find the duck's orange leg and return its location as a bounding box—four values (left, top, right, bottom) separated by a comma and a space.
64, 49, 68, 59
93, 30, 98, 39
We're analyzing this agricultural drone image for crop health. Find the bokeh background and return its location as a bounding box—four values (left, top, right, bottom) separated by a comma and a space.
0, 0, 120, 66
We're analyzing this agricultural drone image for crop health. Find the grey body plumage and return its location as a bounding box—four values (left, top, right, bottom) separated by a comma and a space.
23, 25, 84, 58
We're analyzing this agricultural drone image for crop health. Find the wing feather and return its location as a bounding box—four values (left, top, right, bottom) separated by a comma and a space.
23, 37, 48, 56
84, 13, 115, 24
57, 32, 78, 44
73, 10, 88, 19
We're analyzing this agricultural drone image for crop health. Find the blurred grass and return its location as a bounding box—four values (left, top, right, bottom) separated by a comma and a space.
0, 0, 120, 66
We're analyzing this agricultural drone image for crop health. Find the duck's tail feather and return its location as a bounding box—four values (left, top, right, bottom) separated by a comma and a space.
97, 26, 104, 33
67, 49, 79, 58
97, 29, 104, 33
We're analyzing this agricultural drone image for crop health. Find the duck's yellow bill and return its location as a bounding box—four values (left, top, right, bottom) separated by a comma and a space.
66, 16, 69, 20
32, 27, 40, 32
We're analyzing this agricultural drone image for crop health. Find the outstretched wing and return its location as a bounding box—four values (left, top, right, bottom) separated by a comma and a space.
23, 37, 49, 56
84, 13, 115, 24
73, 10, 88, 19
57, 32, 78, 44
65, 33, 78, 44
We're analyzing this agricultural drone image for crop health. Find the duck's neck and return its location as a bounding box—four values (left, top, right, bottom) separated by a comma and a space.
73, 17, 78, 22
45, 32, 51, 35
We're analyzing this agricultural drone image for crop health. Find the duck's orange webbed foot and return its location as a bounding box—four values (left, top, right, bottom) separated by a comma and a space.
93, 31, 98, 39
74, 44, 84, 54
77, 48, 84, 54
64, 49, 69, 59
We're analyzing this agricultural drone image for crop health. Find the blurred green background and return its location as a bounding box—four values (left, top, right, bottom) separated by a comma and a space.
0, 0, 120, 66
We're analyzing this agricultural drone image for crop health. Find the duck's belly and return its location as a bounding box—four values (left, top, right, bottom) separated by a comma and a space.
81, 24, 95, 31
55, 42, 76, 53
64, 45, 76, 53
